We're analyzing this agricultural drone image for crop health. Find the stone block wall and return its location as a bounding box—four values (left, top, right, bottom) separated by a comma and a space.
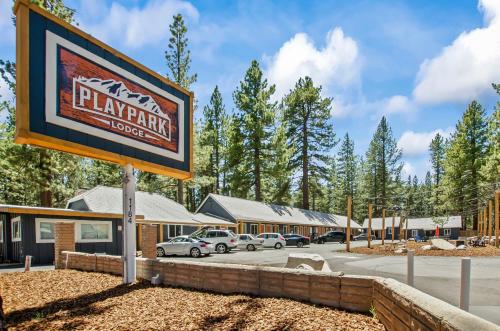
59, 252, 500, 331
140, 224, 157, 259
54, 223, 75, 269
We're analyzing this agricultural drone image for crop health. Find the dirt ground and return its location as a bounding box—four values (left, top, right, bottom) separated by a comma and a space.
350, 241, 500, 256
0, 270, 384, 331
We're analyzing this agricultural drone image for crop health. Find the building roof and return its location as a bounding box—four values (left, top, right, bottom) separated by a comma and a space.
405, 216, 462, 230
0, 204, 140, 219
362, 217, 401, 230
67, 186, 199, 225
192, 213, 234, 226
196, 193, 361, 229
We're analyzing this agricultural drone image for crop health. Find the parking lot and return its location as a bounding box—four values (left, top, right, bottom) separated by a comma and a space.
160, 240, 500, 325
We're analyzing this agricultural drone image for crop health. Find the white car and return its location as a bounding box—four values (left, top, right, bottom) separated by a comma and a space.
191, 229, 238, 254
256, 233, 286, 249
237, 234, 264, 251
156, 236, 211, 258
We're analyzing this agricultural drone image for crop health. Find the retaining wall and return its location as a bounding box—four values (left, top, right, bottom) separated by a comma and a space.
60, 251, 499, 331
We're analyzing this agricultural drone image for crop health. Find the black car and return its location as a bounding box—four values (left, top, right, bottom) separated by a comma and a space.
283, 234, 310, 247
314, 231, 346, 244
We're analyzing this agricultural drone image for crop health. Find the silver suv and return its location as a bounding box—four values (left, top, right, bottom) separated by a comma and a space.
191, 228, 238, 254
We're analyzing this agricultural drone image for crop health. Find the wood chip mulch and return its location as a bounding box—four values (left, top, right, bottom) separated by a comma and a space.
0, 270, 385, 331
350, 241, 500, 256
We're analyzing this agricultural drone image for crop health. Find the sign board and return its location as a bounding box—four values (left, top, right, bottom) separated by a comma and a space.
14, 0, 193, 179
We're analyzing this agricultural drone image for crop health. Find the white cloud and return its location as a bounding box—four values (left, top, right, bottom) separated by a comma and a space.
383, 95, 416, 115
265, 27, 361, 98
402, 162, 415, 178
413, 0, 500, 104
397, 128, 453, 156
80, 0, 199, 48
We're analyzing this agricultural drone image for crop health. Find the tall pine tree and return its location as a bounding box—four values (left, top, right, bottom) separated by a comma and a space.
232, 60, 276, 201
282, 77, 336, 210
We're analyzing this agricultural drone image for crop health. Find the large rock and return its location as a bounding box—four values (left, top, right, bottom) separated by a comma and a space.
431, 238, 456, 250
285, 253, 332, 272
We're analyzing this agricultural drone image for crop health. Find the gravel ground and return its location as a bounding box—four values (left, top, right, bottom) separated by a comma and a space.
350, 241, 500, 256
0, 270, 384, 331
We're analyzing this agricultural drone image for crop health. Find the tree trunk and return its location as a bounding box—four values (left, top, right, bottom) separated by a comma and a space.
255, 145, 261, 201
39, 150, 52, 207
177, 179, 184, 205
302, 123, 309, 210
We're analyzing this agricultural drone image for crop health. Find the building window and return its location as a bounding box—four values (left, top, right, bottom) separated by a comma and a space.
387, 227, 392, 235
250, 224, 258, 235
11, 217, 21, 242
168, 225, 183, 238
411, 229, 418, 238
77, 221, 112, 242
443, 228, 451, 236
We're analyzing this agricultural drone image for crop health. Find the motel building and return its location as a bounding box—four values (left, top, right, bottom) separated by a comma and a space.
362, 217, 401, 240
196, 193, 361, 237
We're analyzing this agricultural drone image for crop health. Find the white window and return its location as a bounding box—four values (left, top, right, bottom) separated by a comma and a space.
77, 221, 112, 242
411, 229, 419, 238
387, 227, 392, 234
11, 217, 21, 242
35, 218, 73, 243
0, 219, 3, 243
443, 228, 451, 236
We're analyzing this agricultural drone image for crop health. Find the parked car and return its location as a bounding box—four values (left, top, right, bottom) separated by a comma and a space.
156, 236, 211, 258
191, 229, 238, 254
283, 234, 310, 247
236, 234, 264, 251
314, 231, 346, 244
353, 231, 375, 241
256, 233, 286, 249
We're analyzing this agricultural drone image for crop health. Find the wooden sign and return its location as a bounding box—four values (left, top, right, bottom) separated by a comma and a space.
14, 0, 193, 179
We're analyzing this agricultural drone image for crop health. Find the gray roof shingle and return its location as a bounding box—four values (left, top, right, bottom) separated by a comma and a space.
198, 193, 361, 228
67, 186, 199, 224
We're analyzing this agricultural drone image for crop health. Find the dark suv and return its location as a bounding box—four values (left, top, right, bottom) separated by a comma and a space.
314, 231, 346, 244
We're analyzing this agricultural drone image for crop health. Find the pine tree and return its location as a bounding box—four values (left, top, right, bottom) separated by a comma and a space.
362, 117, 403, 215
429, 133, 445, 210
335, 133, 357, 214
233, 60, 276, 201
479, 84, 500, 197
423, 171, 433, 216
442, 101, 488, 229
0, 0, 81, 207
224, 114, 251, 198
164, 13, 197, 205
201, 86, 227, 194
282, 77, 336, 210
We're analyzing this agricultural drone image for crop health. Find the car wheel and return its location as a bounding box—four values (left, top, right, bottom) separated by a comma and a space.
190, 247, 201, 258
156, 247, 165, 257
297, 241, 304, 248
215, 243, 227, 254
247, 244, 256, 251
274, 242, 283, 249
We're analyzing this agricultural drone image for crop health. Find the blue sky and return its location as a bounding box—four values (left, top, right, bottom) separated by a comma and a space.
1, 0, 499, 180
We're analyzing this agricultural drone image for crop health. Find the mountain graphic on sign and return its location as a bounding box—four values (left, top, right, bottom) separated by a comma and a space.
75, 76, 170, 120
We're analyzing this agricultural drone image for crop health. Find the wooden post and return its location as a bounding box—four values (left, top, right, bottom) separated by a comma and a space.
346, 196, 352, 252
489, 200, 493, 243
495, 191, 499, 248
479, 209, 483, 236
368, 203, 373, 248
392, 212, 395, 242
159, 224, 164, 242
382, 208, 386, 245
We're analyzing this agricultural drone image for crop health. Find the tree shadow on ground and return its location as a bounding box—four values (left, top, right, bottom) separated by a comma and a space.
6, 280, 149, 328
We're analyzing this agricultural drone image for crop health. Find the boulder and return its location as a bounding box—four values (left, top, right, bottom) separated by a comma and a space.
421, 244, 432, 250
457, 245, 466, 250
431, 238, 456, 250
285, 253, 333, 272
394, 248, 407, 254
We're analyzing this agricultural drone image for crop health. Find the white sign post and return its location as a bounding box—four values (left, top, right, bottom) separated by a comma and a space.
122, 164, 136, 284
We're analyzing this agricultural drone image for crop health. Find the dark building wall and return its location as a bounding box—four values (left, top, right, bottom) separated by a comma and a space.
0, 213, 7, 262
384, 227, 400, 240
405, 228, 460, 240
197, 197, 236, 222
6, 214, 122, 265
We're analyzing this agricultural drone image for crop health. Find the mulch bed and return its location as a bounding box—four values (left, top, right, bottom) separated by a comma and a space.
0, 270, 384, 330
350, 241, 500, 256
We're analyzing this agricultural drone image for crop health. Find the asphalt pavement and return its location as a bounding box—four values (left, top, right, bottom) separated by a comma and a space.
161, 240, 500, 325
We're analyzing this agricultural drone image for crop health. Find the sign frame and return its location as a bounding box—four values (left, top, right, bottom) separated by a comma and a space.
14, 0, 194, 180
